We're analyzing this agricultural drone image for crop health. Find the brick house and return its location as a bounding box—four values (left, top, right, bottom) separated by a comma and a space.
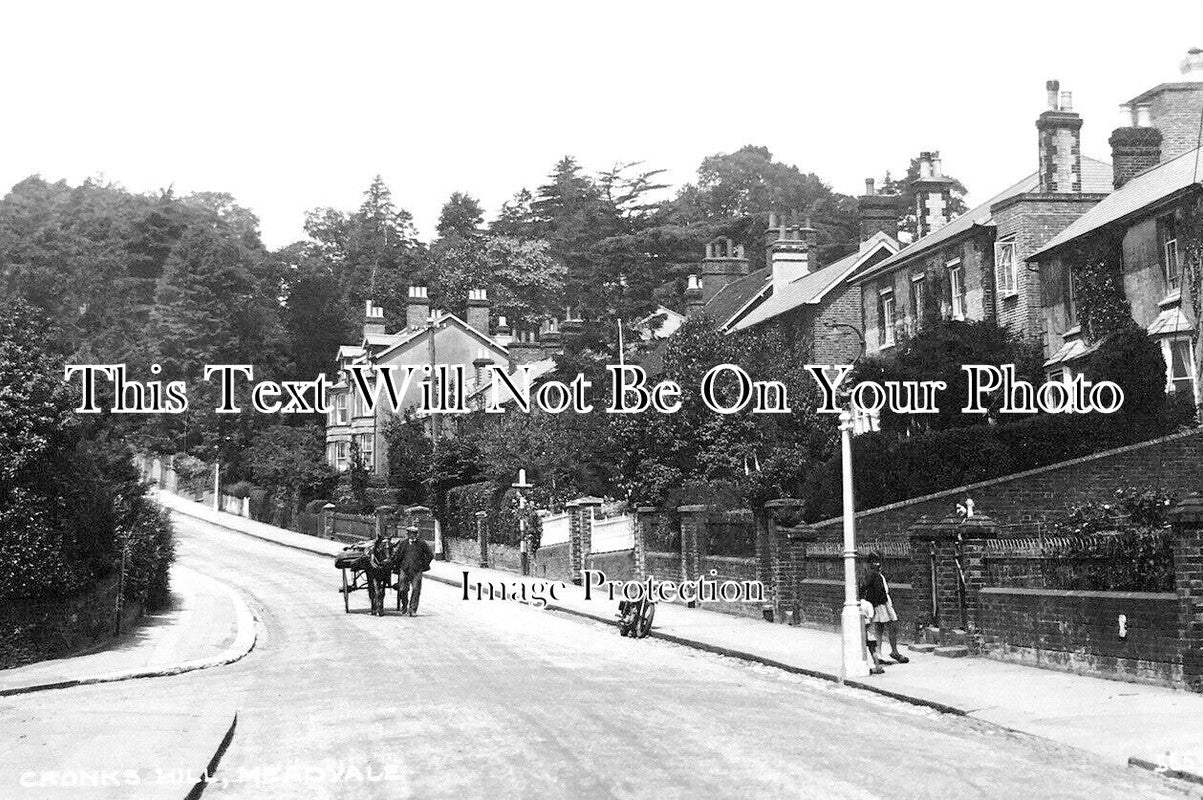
725, 225, 898, 363
851, 81, 1113, 356
1029, 50, 1203, 404
326, 288, 561, 478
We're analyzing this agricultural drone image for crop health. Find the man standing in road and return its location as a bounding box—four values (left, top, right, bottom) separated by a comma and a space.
859, 553, 909, 664
398, 524, 433, 617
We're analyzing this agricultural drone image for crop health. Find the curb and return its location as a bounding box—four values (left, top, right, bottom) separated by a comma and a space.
0, 566, 258, 698
1128, 756, 1203, 787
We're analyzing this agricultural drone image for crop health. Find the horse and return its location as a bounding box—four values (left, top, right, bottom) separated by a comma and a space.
365, 534, 397, 616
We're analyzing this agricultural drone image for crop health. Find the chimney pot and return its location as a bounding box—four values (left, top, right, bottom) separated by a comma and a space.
1059, 91, 1072, 111
1135, 103, 1153, 128
1181, 47, 1203, 81
1046, 79, 1060, 109
1118, 104, 1135, 128
864, 178, 875, 196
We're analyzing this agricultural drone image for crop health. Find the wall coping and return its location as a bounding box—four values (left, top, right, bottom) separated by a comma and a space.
645, 550, 681, 558
980, 587, 1176, 601
801, 578, 915, 589
703, 554, 757, 565
811, 427, 1203, 530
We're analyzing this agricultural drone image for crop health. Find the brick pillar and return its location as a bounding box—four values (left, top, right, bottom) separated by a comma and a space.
475, 511, 488, 567
633, 506, 657, 581
908, 512, 997, 646
323, 503, 336, 540
405, 504, 437, 558
375, 505, 396, 539
567, 496, 603, 584
765, 499, 812, 625
1170, 495, 1203, 692
677, 505, 710, 607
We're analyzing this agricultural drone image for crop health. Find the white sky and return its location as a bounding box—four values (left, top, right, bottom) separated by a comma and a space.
2, 1, 1201, 249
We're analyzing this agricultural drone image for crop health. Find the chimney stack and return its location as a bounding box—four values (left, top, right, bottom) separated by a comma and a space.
767, 217, 810, 293
406, 286, 430, 330
685, 274, 705, 317
1109, 101, 1163, 189
913, 151, 954, 237
466, 288, 489, 334
363, 299, 386, 338
858, 177, 899, 241
700, 236, 749, 305
1036, 79, 1083, 194
1117, 49, 1203, 165
494, 315, 513, 347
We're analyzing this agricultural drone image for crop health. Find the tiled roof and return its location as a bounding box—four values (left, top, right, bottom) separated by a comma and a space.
731, 234, 897, 331
703, 266, 771, 328
855, 156, 1112, 283
1030, 147, 1203, 260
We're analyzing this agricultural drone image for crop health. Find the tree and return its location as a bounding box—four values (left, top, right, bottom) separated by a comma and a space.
244, 424, 336, 507
849, 318, 1043, 435
436, 192, 484, 239
383, 413, 433, 506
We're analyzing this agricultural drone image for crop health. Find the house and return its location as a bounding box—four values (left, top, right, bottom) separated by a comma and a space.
851, 81, 1114, 356
325, 288, 562, 477
1028, 50, 1203, 404
725, 219, 898, 364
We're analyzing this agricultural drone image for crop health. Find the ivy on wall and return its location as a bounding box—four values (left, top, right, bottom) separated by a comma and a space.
1068, 232, 1131, 341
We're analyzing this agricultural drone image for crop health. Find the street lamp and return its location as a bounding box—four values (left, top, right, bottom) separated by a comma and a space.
512, 469, 534, 575
839, 410, 870, 681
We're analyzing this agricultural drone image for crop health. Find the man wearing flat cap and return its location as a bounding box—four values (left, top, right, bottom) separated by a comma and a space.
398, 524, 433, 616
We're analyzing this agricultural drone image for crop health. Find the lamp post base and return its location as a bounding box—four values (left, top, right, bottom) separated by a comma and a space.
840, 602, 871, 681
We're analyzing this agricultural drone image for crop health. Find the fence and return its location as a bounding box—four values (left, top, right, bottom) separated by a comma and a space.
984, 531, 1174, 592
540, 512, 570, 547
589, 512, 634, 554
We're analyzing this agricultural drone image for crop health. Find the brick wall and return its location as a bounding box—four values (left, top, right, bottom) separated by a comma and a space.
443, 535, 480, 566
978, 588, 1181, 686
700, 555, 763, 619
531, 542, 572, 582
585, 550, 635, 582
797, 578, 916, 637
486, 542, 523, 574
992, 193, 1107, 342
646, 551, 682, 582
1146, 84, 1203, 162
812, 283, 868, 364
810, 428, 1203, 553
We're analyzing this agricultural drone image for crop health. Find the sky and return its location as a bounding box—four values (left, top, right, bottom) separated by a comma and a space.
2, 1, 1202, 249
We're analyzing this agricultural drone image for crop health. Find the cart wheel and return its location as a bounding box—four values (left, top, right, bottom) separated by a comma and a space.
637, 603, 656, 638
342, 569, 350, 613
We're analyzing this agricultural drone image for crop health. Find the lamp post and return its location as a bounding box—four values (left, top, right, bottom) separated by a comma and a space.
512, 469, 534, 576
839, 409, 870, 681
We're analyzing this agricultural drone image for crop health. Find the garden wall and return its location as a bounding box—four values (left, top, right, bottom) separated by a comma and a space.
809, 428, 1203, 542
978, 588, 1181, 686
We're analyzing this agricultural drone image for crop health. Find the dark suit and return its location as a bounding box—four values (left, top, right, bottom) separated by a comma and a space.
398, 537, 433, 614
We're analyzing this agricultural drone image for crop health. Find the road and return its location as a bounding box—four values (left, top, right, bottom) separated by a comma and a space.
4, 513, 1199, 800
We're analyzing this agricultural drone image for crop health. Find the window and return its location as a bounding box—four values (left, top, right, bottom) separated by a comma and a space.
878, 288, 896, 346
1064, 267, 1078, 328
910, 274, 926, 331
995, 240, 1019, 297
852, 405, 880, 435
333, 393, 348, 425
357, 433, 375, 472
948, 261, 966, 320
1159, 215, 1180, 291
1166, 337, 1196, 396
1046, 367, 1070, 384
335, 441, 349, 472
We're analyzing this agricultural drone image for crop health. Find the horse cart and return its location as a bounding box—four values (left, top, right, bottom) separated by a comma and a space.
334, 538, 403, 614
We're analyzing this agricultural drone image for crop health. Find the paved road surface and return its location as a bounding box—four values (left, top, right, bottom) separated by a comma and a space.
4, 514, 1199, 799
